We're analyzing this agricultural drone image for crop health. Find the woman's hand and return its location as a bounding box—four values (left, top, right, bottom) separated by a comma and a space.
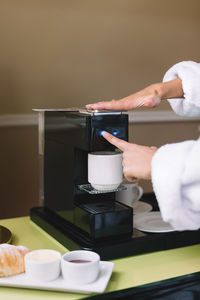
86, 84, 162, 111
86, 79, 183, 111
102, 131, 157, 181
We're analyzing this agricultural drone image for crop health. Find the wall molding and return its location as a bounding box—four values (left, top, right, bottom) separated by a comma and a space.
0, 114, 38, 127
0, 111, 199, 128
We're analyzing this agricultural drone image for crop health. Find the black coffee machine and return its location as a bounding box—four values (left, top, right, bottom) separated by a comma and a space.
31, 109, 134, 257
31, 108, 200, 260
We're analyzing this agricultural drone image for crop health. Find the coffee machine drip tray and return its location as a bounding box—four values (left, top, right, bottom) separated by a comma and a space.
78, 184, 126, 194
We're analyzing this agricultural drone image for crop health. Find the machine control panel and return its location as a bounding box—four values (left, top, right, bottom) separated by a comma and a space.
96, 128, 122, 137
90, 114, 128, 151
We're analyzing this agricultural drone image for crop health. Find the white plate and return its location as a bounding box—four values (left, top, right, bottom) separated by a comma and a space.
133, 201, 152, 214
134, 212, 175, 233
0, 261, 114, 294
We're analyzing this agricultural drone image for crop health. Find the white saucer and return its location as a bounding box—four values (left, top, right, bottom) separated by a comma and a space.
134, 212, 175, 233
133, 201, 153, 214
0, 261, 114, 294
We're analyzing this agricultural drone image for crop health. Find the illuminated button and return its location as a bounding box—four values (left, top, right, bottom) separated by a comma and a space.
99, 130, 104, 136
112, 129, 119, 136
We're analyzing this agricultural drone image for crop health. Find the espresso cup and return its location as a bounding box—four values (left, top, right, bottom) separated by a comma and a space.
116, 181, 143, 207
61, 250, 100, 284
88, 151, 123, 191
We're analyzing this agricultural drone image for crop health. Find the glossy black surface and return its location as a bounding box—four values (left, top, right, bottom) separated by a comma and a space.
84, 271, 200, 300
30, 193, 200, 260
42, 111, 131, 240
74, 201, 133, 239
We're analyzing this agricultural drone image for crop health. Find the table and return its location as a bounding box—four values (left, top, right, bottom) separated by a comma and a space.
1, 217, 200, 300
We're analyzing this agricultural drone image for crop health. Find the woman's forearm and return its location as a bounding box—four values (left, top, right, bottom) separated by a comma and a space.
156, 78, 184, 100
86, 78, 184, 111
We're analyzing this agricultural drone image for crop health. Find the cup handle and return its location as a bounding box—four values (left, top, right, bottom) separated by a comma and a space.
135, 186, 143, 202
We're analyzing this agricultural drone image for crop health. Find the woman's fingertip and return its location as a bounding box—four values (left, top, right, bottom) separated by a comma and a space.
102, 131, 109, 137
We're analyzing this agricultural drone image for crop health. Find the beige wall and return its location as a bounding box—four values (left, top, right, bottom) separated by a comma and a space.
0, 0, 200, 113
0, 1, 200, 218
0, 127, 38, 219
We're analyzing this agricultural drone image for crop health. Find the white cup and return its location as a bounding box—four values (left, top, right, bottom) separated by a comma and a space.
116, 181, 143, 207
88, 151, 123, 191
24, 249, 61, 282
61, 250, 100, 284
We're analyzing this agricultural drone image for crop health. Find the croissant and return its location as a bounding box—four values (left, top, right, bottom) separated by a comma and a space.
0, 244, 30, 277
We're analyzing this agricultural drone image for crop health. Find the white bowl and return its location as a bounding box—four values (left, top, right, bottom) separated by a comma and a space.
24, 249, 61, 282
61, 250, 100, 285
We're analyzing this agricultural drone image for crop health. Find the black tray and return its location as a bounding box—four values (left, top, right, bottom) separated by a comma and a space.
84, 271, 200, 300
30, 193, 200, 260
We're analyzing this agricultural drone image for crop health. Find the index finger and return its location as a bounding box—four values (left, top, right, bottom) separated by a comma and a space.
102, 131, 129, 151
86, 99, 125, 111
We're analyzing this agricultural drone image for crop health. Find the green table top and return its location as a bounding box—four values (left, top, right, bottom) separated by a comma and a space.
0, 216, 200, 300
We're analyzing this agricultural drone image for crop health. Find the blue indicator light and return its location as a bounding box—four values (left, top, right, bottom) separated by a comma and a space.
112, 129, 119, 136
99, 130, 104, 136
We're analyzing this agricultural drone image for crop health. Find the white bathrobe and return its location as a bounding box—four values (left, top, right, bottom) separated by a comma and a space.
151, 61, 200, 231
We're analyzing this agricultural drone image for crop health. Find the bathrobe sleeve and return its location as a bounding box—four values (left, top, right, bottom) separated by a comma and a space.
164, 61, 200, 117
151, 61, 200, 230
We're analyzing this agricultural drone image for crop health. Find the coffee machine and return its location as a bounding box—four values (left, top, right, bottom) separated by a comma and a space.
31, 109, 134, 258
31, 108, 200, 260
